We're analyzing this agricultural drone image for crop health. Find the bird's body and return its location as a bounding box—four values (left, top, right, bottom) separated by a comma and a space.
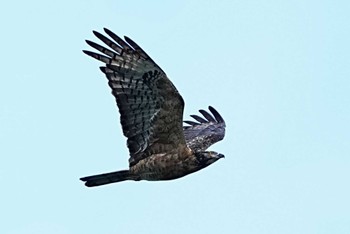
131, 148, 195, 181
80, 28, 226, 187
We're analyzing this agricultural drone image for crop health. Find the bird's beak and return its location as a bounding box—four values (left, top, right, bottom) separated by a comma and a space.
217, 154, 225, 159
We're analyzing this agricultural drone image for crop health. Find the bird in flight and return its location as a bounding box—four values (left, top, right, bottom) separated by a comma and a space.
80, 28, 226, 187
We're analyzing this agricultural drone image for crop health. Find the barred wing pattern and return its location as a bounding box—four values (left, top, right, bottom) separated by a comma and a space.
83, 28, 186, 166
183, 106, 226, 152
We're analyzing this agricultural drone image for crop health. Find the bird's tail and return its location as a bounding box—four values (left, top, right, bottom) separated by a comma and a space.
80, 170, 139, 187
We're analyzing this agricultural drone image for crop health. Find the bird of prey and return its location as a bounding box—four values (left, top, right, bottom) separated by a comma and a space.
80, 28, 226, 187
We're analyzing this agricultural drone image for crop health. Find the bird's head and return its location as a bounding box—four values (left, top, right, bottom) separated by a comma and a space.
195, 151, 225, 168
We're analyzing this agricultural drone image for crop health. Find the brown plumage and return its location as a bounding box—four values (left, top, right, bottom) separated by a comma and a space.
80, 28, 225, 187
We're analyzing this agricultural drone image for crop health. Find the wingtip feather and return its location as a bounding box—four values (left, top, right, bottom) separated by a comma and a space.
82, 50, 94, 56
99, 66, 106, 73
199, 109, 216, 122
208, 106, 225, 124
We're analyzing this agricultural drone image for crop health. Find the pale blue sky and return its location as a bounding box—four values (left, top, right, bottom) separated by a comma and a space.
1, 1, 349, 234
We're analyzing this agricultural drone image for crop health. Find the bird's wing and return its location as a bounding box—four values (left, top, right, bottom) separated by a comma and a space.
83, 28, 186, 166
183, 106, 226, 152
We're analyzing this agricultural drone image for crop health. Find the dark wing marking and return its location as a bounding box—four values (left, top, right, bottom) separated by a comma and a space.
84, 28, 186, 166
183, 106, 226, 152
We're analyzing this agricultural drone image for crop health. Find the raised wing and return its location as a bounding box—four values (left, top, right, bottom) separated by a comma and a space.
83, 28, 186, 166
183, 106, 226, 152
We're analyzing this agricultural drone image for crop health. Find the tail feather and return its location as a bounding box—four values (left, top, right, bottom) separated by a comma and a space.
80, 170, 138, 187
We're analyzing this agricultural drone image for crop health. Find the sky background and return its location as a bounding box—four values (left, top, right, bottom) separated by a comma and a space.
1, 1, 349, 233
